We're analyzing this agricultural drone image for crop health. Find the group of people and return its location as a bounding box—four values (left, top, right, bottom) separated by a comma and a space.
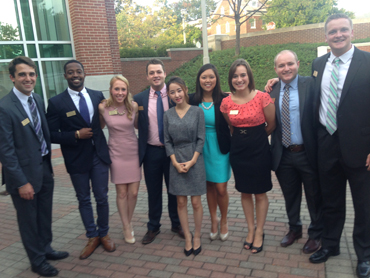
0, 12, 369, 278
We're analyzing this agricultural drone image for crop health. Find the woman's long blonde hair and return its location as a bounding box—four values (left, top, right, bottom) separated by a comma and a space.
105, 75, 134, 120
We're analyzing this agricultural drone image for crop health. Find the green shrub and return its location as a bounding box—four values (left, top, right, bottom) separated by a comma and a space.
167, 38, 370, 93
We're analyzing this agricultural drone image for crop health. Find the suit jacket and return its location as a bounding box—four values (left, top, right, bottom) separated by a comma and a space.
0, 90, 52, 195
270, 75, 317, 171
46, 88, 111, 174
188, 93, 231, 154
133, 89, 173, 165
312, 47, 370, 168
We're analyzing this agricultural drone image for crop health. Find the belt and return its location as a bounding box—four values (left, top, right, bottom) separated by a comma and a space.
285, 144, 305, 152
148, 144, 165, 149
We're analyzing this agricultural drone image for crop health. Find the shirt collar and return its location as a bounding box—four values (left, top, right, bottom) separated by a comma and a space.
329, 44, 354, 64
68, 87, 87, 96
13, 87, 34, 103
149, 85, 167, 97
280, 74, 298, 91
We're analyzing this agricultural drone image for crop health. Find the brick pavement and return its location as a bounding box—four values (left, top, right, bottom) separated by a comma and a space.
0, 149, 357, 278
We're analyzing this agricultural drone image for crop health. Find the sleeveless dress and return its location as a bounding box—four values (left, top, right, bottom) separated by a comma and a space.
200, 102, 231, 183
220, 91, 273, 194
102, 106, 141, 184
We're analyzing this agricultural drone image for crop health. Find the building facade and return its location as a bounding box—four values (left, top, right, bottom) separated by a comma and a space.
0, 0, 121, 102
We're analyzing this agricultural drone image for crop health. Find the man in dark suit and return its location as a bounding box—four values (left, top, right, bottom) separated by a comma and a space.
308, 14, 370, 278
46, 60, 116, 259
270, 50, 323, 254
0, 56, 68, 277
133, 59, 183, 244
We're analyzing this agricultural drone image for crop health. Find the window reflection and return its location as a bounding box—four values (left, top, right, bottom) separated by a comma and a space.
0, 0, 21, 41
42, 61, 68, 99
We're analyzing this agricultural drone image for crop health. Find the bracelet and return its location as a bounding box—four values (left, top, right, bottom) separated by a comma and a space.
76, 130, 80, 139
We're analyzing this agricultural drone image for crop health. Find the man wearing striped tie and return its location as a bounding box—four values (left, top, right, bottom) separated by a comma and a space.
309, 14, 370, 278
0, 57, 69, 277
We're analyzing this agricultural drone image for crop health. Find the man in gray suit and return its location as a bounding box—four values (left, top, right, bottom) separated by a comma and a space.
270, 50, 323, 254
0, 56, 68, 277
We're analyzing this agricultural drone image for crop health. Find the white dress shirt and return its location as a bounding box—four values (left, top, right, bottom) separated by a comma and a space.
67, 87, 94, 122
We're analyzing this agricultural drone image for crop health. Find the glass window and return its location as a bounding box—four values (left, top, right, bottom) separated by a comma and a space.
0, 44, 24, 59
32, 0, 71, 41
42, 61, 68, 99
0, 0, 21, 41
250, 18, 256, 29
20, 0, 34, 40
27, 44, 37, 58
39, 44, 73, 58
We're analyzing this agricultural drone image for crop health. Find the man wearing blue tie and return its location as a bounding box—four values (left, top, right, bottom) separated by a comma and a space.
46, 60, 116, 260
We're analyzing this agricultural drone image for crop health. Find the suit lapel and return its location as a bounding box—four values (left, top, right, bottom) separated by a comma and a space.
297, 76, 307, 122
339, 48, 361, 107
143, 89, 150, 120
271, 82, 282, 124
61, 89, 87, 124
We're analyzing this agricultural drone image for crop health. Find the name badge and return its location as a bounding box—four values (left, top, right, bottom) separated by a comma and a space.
109, 110, 118, 116
138, 106, 144, 111
66, 110, 76, 117
313, 71, 318, 77
230, 110, 239, 115
22, 118, 30, 126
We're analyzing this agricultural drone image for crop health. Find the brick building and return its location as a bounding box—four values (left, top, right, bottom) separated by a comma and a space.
0, 0, 121, 102
207, 0, 266, 36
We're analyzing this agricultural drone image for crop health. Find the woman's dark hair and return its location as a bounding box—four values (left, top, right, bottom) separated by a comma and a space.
194, 64, 224, 105
228, 59, 255, 94
166, 76, 189, 104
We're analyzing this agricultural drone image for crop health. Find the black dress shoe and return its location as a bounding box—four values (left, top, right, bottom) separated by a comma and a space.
171, 225, 185, 239
309, 247, 340, 263
31, 261, 59, 277
184, 248, 193, 256
303, 239, 321, 254
281, 230, 302, 247
45, 250, 69, 260
142, 230, 160, 245
193, 245, 202, 256
357, 261, 370, 278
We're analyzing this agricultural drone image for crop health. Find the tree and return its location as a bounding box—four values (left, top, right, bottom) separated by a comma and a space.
169, 0, 217, 24
263, 0, 354, 28
213, 0, 269, 56
0, 22, 23, 59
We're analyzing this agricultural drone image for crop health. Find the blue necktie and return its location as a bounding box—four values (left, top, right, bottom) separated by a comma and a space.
155, 91, 164, 144
28, 96, 47, 155
78, 92, 90, 125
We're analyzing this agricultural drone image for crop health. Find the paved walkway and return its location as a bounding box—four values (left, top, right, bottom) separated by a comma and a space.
0, 149, 358, 278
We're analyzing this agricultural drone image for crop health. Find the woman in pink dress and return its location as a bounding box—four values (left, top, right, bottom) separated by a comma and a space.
99, 75, 141, 244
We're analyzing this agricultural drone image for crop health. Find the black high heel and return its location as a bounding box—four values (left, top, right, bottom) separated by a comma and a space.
243, 241, 253, 250
184, 233, 193, 256
193, 245, 202, 256
251, 233, 265, 254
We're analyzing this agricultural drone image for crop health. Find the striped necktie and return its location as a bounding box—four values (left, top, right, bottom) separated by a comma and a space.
281, 84, 291, 148
326, 57, 340, 135
28, 96, 47, 155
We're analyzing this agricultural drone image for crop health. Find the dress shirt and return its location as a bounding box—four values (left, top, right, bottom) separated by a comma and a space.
319, 45, 354, 126
13, 87, 49, 155
67, 87, 94, 123
147, 85, 169, 146
279, 75, 303, 145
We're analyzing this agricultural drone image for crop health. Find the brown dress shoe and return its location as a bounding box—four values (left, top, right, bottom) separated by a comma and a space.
100, 235, 116, 252
303, 238, 321, 254
142, 230, 160, 245
171, 225, 185, 239
280, 230, 302, 247
80, 237, 100, 259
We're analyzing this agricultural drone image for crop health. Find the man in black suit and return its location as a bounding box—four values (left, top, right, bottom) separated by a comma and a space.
46, 60, 116, 259
0, 56, 68, 277
133, 59, 183, 244
308, 14, 370, 278
270, 50, 323, 254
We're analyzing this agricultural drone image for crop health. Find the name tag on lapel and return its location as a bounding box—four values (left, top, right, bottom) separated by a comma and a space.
313, 71, 318, 77
22, 118, 30, 126
66, 110, 76, 117
138, 106, 144, 111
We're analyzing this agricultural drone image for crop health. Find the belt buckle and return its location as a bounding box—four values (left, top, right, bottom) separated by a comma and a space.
240, 129, 247, 134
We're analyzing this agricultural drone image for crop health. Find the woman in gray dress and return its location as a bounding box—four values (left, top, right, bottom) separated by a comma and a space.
163, 76, 206, 256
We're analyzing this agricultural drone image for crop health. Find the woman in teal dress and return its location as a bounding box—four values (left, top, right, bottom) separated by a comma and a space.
189, 64, 231, 241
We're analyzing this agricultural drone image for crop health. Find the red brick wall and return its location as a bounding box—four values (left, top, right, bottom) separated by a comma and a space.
68, 0, 121, 76
358, 45, 370, 52
121, 49, 207, 95
221, 22, 370, 50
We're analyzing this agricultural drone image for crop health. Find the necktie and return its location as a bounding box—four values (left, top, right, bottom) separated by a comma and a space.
28, 96, 47, 155
155, 91, 164, 144
281, 84, 291, 148
78, 92, 90, 125
326, 58, 340, 135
